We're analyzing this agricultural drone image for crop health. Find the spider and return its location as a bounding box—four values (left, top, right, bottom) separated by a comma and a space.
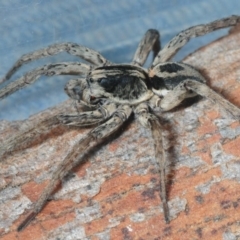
1, 15, 240, 232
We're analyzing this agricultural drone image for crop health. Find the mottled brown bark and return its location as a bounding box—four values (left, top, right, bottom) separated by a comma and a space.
1, 27, 240, 239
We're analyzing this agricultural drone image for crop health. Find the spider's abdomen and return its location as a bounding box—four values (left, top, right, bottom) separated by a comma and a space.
149, 62, 206, 97
88, 65, 153, 104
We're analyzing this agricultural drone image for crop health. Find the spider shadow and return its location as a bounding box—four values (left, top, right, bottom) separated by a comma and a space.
64, 113, 135, 179
48, 114, 135, 202
159, 95, 203, 199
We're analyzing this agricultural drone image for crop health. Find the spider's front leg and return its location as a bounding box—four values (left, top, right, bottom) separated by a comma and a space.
0, 62, 90, 100
135, 103, 170, 223
0, 43, 111, 84
17, 104, 132, 231
152, 15, 240, 66
132, 29, 160, 66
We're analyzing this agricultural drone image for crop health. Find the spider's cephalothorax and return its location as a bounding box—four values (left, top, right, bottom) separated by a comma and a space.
1, 15, 240, 232
84, 65, 152, 105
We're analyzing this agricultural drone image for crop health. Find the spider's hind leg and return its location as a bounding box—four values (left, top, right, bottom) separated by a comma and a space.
154, 78, 240, 119
155, 80, 197, 111
132, 29, 160, 67
152, 15, 240, 66
184, 80, 240, 118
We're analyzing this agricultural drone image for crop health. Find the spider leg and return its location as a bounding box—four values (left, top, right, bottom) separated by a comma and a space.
0, 43, 111, 84
153, 78, 240, 118
183, 80, 240, 118
132, 29, 160, 66
0, 116, 60, 161
0, 102, 118, 161
0, 62, 90, 100
58, 102, 118, 127
156, 81, 196, 111
135, 103, 170, 223
152, 15, 240, 66
17, 104, 132, 231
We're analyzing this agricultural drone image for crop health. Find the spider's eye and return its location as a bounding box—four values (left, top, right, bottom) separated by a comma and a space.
89, 78, 94, 83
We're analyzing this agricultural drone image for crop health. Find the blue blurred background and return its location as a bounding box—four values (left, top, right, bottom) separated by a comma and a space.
0, 0, 239, 120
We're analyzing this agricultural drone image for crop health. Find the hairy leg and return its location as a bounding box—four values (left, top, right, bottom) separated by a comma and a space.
0, 43, 111, 84
156, 81, 195, 111
0, 62, 90, 99
17, 104, 132, 231
184, 80, 240, 118
152, 15, 240, 66
0, 102, 119, 160
58, 102, 118, 126
135, 103, 170, 223
0, 116, 60, 161
153, 78, 240, 118
132, 29, 160, 66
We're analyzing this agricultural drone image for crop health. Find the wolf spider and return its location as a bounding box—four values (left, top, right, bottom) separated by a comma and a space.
1, 15, 240, 231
